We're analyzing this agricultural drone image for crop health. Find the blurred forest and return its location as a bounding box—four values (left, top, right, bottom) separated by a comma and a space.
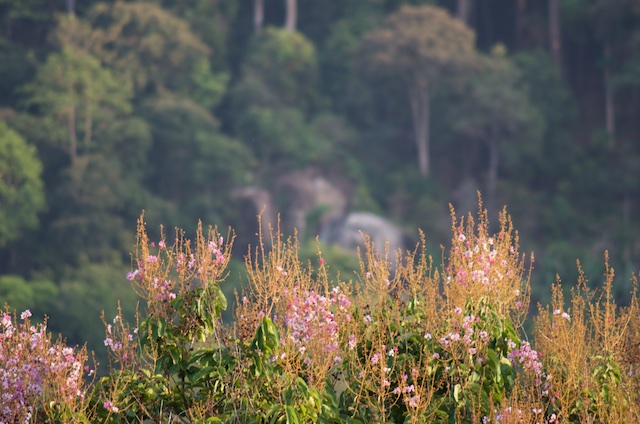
1, 0, 639, 366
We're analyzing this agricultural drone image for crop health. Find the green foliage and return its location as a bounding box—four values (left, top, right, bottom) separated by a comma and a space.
0, 275, 58, 315
241, 27, 318, 111
87, 1, 211, 96
23, 44, 132, 161
0, 122, 44, 246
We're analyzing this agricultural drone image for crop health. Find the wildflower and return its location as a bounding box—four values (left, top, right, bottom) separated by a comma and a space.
158, 240, 166, 249
1, 312, 12, 328
561, 312, 571, 321
20, 309, 32, 320
318, 258, 325, 265
454, 307, 462, 314
126, 269, 139, 280
348, 334, 357, 350
364, 314, 372, 323
103, 401, 119, 413
407, 395, 420, 408
424, 332, 432, 340
371, 352, 383, 364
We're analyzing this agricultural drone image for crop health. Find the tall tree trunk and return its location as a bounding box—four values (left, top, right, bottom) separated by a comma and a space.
515, 0, 526, 48
254, 0, 264, 34
604, 44, 616, 140
68, 106, 77, 164
456, 0, 471, 25
487, 126, 499, 216
84, 108, 93, 146
408, 75, 430, 177
548, 0, 562, 68
285, 0, 297, 32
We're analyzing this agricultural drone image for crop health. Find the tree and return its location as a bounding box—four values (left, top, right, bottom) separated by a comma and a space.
24, 45, 132, 163
285, 0, 296, 32
457, 0, 472, 25
86, 1, 211, 97
0, 122, 45, 247
454, 46, 544, 212
140, 95, 253, 226
548, 0, 562, 68
254, 0, 264, 33
358, 5, 475, 177
231, 27, 318, 112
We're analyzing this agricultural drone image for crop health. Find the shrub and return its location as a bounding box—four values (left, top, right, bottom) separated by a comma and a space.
2, 202, 640, 423
0, 309, 90, 423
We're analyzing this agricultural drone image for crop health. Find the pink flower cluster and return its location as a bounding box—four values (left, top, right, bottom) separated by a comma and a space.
508, 341, 542, 376
438, 308, 489, 358
0, 311, 85, 423
208, 237, 225, 265
392, 372, 421, 408
151, 277, 176, 302
450, 230, 516, 288
508, 341, 551, 393
104, 314, 136, 364
284, 287, 351, 364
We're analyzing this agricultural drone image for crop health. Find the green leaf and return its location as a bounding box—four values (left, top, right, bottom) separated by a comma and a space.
285, 406, 300, 424
453, 383, 462, 403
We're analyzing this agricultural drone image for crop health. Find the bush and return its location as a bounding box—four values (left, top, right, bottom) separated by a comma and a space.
2, 204, 640, 423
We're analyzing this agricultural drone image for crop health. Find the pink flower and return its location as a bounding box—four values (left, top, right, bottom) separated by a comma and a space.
348, 334, 357, 350
103, 401, 119, 413
20, 309, 32, 320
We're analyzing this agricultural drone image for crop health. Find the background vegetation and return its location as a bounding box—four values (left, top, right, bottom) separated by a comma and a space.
1, 0, 639, 369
